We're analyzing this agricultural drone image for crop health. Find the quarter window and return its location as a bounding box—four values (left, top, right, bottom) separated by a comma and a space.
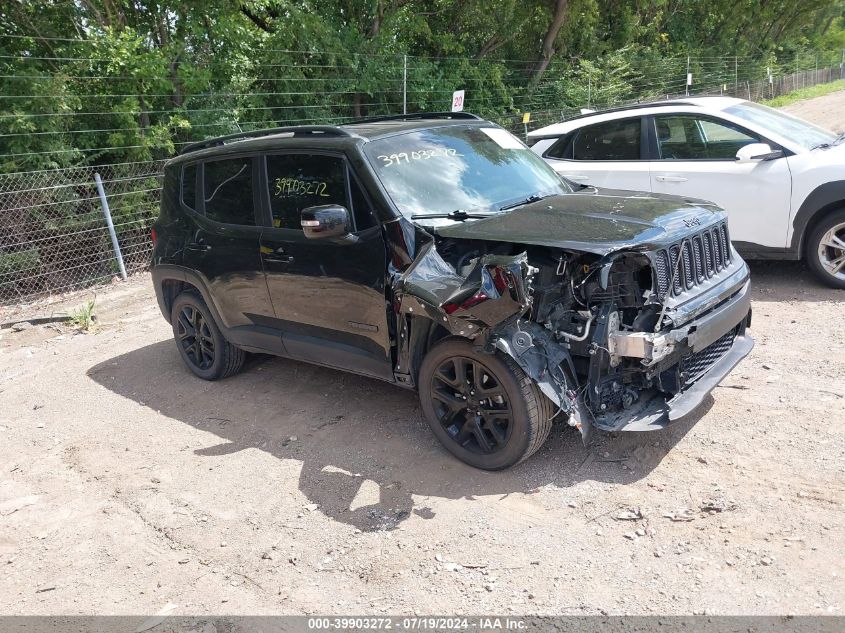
266, 154, 348, 230
349, 175, 377, 230
655, 115, 759, 160
203, 158, 255, 225
572, 118, 641, 160
544, 133, 574, 159
181, 164, 197, 209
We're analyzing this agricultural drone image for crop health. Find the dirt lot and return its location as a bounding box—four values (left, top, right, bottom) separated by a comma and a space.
781, 89, 845, 133
1, 98, 844, 617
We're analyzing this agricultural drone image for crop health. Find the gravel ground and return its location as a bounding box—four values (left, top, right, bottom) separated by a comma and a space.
0, 98, 843, 617
781, 89, 845, 132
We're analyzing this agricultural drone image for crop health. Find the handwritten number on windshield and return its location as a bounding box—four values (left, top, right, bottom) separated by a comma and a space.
378, 148, 462, 167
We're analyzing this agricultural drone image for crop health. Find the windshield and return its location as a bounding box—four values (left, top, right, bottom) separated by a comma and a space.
724, 102, 837, 150
363, 126, 571, 218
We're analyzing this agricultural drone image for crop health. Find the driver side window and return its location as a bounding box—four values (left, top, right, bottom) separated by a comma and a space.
266, 154, 347, 230
264, 154, 376, 231
655, 115, 760, 160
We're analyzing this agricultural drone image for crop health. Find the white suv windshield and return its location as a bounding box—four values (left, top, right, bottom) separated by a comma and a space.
364, 126, 571, 218
724, 102, 836, 150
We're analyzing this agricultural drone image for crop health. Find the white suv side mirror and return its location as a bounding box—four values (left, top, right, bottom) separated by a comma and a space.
736, 143, 784, 163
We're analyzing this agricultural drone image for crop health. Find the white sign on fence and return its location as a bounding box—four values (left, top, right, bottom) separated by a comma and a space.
451, 90, 465, 112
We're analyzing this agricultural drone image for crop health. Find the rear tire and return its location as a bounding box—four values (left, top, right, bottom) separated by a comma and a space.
170, 290, 245, 380
418, 338, 554, 470
807, 209, 845, 289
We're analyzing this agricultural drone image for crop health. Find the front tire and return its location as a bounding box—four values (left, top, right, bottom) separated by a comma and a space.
807, 209, 845, 289
418, 338, 554, 470
170, 290, 245, 380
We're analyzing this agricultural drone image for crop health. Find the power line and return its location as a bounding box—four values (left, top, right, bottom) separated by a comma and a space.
0, 100, 407, 119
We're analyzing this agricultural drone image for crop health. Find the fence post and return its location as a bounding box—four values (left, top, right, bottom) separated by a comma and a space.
734, 56, 738, 94
402, 54, 408, 115
94, 173, 127, 281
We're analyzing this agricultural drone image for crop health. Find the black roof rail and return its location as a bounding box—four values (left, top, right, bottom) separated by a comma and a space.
526, 100, 707, 139
561, 100, 701, 123
179, 125, 353, 155
342, 111, 484, 125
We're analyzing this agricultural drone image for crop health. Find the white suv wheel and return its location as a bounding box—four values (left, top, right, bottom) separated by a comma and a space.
808, 211, 845, 289
818, 222, 845, 279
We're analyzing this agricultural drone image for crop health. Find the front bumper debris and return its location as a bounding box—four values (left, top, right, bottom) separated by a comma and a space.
593, 280, 754, 433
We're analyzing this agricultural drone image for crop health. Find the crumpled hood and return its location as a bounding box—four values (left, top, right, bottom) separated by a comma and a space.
433, 188, 726, 255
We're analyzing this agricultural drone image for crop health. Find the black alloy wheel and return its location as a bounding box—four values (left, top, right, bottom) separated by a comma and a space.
176, 304, 215, 371
430, 356, 513, 455
170, 290, 246, 380
418, 338, 553, 470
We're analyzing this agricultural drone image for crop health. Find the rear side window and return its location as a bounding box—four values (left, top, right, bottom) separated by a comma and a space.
203, 158, 255, 226
544, 134, 574, 159
266, 154, 348, 230
182, 164, 197, 209
572, 118, 641, 160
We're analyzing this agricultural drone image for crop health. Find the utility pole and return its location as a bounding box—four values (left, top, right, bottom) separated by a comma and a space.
402, 54, 408, 115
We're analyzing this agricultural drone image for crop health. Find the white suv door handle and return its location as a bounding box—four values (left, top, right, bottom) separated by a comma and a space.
562, 174, 590, 182
655, 175, 688, 182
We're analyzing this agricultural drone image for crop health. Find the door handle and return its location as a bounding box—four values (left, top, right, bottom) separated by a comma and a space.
186, 240, 211, 252
562, 174, 590, 182
263, 247, 294, 264
655, 175, 688, 183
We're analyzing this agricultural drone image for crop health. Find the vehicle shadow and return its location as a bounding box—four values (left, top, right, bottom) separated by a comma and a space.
747, 259, 843, 303
86, 340, 711, 532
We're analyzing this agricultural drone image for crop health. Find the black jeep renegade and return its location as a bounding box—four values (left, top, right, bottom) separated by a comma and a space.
152, 112, 753, 470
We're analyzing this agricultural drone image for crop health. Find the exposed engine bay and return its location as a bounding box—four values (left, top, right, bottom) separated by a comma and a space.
393, 227, 753, 442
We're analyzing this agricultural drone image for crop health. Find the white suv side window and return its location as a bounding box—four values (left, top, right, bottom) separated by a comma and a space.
571, 118, 641, 161
655, 115, 759, 160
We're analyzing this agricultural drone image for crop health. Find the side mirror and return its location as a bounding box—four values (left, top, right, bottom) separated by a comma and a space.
301, 204, 352, 240
736, 143, 784, 163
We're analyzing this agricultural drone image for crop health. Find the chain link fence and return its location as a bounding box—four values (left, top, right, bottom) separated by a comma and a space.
499, 63, 845, 135
0, 161, 164, 304
1, 57, 843, 306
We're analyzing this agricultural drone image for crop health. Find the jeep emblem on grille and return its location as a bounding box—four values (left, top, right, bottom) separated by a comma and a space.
684, 217, 702, 228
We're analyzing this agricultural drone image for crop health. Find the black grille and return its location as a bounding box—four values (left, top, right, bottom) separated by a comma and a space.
692, 236, 705, 282
702, 232, 713, 276
719, 224, 730, 268
681, 241, 694, 289
681, 329, 737, 383
669, 245, 683, 295
655, 222, 731, 297
655, 250, 670, 295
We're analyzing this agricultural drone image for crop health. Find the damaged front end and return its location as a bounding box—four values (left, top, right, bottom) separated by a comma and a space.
389, 217, 753, 444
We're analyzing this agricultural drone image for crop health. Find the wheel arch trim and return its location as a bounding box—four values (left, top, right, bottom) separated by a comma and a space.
151, 265, 229, 333
791, 181, 845, 256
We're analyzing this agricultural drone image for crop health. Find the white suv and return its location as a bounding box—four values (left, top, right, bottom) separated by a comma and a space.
528, 97, 845, 288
